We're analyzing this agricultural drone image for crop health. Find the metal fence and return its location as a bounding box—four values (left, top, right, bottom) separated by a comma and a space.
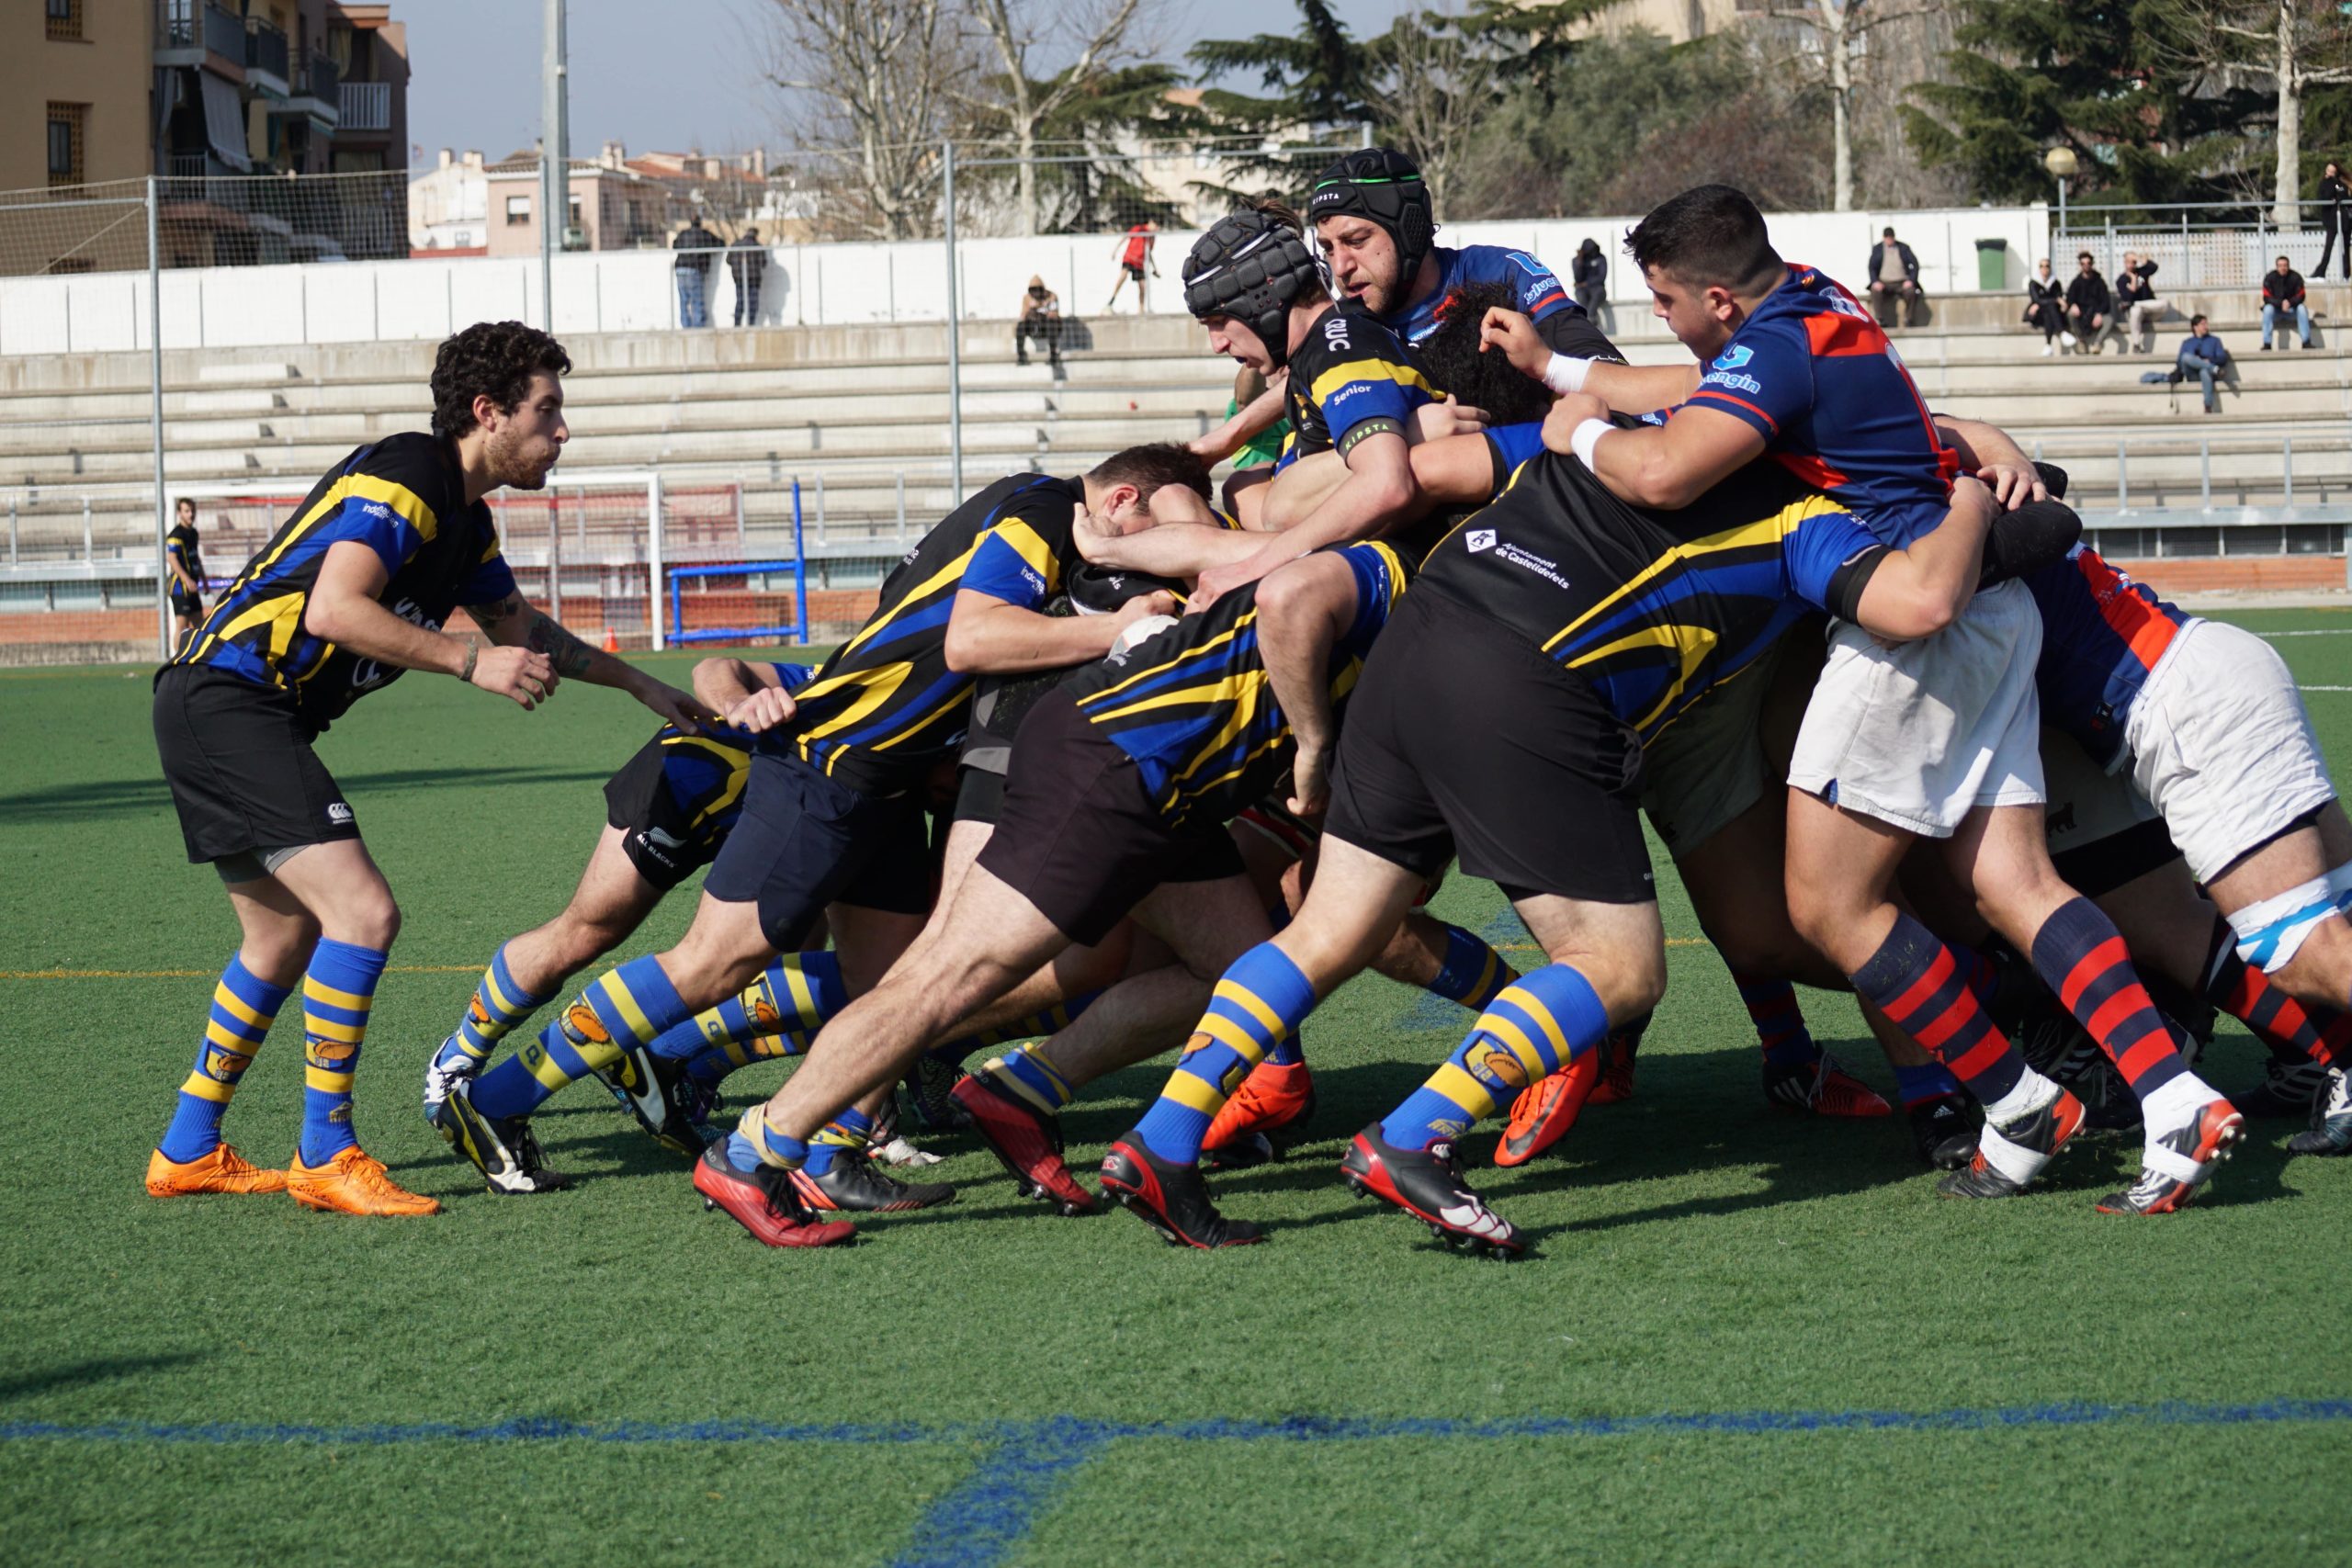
2056, 199, 2352, 292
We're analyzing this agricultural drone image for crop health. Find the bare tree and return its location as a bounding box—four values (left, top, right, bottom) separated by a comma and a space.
961, 0, 1156, 236
2158, 0, 2352, 222
1762, 0, 1942, 211
1366, 5, 1496, 199
752, 0, 964, 240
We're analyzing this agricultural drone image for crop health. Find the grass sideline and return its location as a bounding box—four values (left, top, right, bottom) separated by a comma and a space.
4, 615, 2350, 1567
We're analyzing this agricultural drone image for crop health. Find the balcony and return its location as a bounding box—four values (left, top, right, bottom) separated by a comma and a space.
340, 80, 392, 133
243, 19, 289, 96
285, 51, 340, 125
154, 0, 245, 81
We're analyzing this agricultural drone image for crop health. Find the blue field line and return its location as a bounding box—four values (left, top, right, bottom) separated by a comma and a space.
5, 1397, 2346, 1450
14, 1402, 2347, 1568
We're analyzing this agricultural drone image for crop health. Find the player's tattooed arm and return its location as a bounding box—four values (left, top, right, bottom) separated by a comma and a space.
467, 590, 716, 731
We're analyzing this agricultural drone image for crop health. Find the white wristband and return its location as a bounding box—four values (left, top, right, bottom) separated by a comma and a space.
1568, 417, 1612, 471
1542, 352, 1591, 395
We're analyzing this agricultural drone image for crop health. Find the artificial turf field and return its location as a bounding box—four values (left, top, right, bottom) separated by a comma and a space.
5, 614, 2351, 1568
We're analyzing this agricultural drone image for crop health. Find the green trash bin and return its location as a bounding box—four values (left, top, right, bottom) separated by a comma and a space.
1975, 237, 2008, 291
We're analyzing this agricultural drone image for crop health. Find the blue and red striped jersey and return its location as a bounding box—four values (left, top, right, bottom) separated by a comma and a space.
2022, 546, 2193, 768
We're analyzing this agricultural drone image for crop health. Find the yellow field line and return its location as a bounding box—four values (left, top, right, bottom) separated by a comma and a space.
0, 964, 482, 980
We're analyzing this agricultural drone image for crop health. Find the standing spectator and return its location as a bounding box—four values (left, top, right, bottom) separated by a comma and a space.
1865, 224, 1923, 328
2114, 251, 2165, 353
166, 495, 207, 649
2177, 313, 2232, 414
2064, 251, 2111, 353
1570, 237, 1612, 333
1105, 220, 1159, 313
1015, 275, 1063, 371
727, 228, 766, 327
2317, 160, 2348, 281
2260, 254, 2313, 349
673, 216, 719, 329
2023, 255, 2073, 354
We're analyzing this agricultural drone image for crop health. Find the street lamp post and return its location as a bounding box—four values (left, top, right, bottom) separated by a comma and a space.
2044, 146, 2078, 241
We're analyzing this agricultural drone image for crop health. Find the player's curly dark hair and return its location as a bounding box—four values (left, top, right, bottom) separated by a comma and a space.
1419, 282, 1553, 426
430, 321, 572, 438
1090, 442, 1212, 505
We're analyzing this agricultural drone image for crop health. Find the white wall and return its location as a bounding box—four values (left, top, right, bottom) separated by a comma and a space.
0, 205, 2048, 356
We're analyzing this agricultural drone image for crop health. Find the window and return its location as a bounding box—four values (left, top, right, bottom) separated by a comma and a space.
45, 0, 81, 41
505, 194, 531, 226
46, 103, 85, 187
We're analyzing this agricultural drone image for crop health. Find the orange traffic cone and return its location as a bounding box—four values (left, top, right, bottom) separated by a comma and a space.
602, 627, 618, 653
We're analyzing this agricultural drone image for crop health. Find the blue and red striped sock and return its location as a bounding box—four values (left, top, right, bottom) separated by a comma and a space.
1851, 913, 2037, 1118
2030, 897, 2189, 1103
1731, 970, 1818, 1070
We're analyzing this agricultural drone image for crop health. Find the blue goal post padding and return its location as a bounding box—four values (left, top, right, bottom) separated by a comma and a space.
665, 558, 809, 646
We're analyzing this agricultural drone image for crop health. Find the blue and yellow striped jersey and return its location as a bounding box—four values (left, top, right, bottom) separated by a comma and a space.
781, 472, 1087, 795
1062, 541, 1410, 829
165, 522, 208, 586
1417, 452, 1880, 746
165, 433, 515, 733
1275, 307, 1434, 470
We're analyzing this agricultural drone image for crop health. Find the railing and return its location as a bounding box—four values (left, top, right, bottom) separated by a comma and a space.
339, 81, 390, 131
300, 51, 339, 103
155, 0, 243, 62
243, 18, 288, 84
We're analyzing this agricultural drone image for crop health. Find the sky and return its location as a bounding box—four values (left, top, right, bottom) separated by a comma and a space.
397, 0, 1408, 167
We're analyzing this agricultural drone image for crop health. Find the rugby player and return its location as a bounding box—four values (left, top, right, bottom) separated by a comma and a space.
165, 496, 207, 648
1507, 186, 2240, 1213
1104, 437, 2076, 1252
699, 538, 1412, 1247
144, 321, 703, 1215
446, 449, 1199, 1241
1179, 204, 1432, 605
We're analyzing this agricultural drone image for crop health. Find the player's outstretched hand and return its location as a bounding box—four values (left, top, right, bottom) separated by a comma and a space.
1478, 308, 1549, 378
636, 677, 717, 736
1189, 554, 1273, 616
1411, 395, 1489, 444
723, 684, 797, 735
472, 646, 557, 709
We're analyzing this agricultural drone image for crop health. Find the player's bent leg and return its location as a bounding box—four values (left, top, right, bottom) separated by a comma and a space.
1951, 804, 2240, 1213
428, 826, 666, 1121
1342, 892, 1662, 1259
1104, 840, 1423, 1250
264, 840, 438, 1217
148, 874, 316, 1199
1788, 794, 2083, 1201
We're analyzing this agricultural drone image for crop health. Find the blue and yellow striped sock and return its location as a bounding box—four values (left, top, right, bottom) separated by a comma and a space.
470, 954, 687, 1121
979, 1042, 1077, 1115
927, 988, 1109, 1069
1133, 943, 1317, 1165
729, 1105, 808, 1171
684, 1032, 806, 1089
298, 940, 390, 1165
448, 942, 551, 1066
1380, 964, 1610, 1150
1425, 922, 1520, 1013
647, 952, 848, 1062
800, 1106, 875, 1178
158, 955, 291, 1163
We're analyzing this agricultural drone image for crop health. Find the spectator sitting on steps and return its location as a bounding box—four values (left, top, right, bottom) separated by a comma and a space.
1017, 276, 1063, 372
2024, 256, 2073, 355
1865, 225, 1924, 328
2177, 314, 2233, 415
2261, 254, 2314, 350
2064, 251, 2112, 354
2114, 251, 2165, 353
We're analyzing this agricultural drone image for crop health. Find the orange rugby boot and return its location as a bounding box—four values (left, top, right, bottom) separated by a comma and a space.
286, 1146, 443, 1216
145, 1144, 288, 1198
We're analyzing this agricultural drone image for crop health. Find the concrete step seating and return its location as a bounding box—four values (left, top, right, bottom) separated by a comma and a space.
1, 289, 2341, 559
